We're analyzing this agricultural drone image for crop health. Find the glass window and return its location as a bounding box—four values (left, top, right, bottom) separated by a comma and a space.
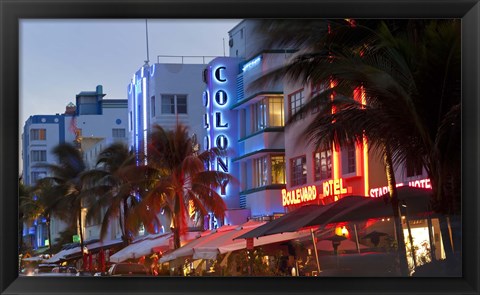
342, 144, 356, 175
288, 89, 305, 121
269, 97, 284, 127
150, 96, 156, 117
271, 155, 286, 184
291, 156, 307, 186
31, 171, 47, 183
161, 95, 175, 114
311, 82, 329, 114
252, 97, 284, 133
252, 100, 267, 132
30, 129, 46, 140
314, 150, 332, 181
31, 150, 47, 162
112, 128, 126, 138
161, 94, 187, 114
406, 161, 423, 177
253, 156, 268, 187
176, 95, 187, 114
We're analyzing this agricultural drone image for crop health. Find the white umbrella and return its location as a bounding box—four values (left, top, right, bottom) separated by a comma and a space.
22, 256, 45, 262
159, 226, 236, 263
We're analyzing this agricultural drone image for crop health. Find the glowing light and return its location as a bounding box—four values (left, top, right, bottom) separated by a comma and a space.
242, 55, 262, 72
282, 185, 317, 206
322, 178, 349, 198
150, 64, 156, 77
370, 178, 431, 198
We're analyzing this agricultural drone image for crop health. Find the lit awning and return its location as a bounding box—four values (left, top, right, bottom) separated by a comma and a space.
237, 186, 432, 239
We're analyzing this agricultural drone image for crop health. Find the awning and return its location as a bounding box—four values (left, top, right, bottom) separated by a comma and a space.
160, 220, 311, 262
109, 231, 201, 263
237, 186, 432, 239
159, 225, 239, 263
44, 238, 123, 263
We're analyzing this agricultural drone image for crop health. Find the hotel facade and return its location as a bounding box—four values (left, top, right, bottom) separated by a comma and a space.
22, 85, 128, 249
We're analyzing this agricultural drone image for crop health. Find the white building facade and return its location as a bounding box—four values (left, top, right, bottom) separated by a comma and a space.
22, 85, 128, 249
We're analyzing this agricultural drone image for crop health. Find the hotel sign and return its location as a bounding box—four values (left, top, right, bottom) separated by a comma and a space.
282, 185, 317, 206
369, 178, 432, 198
204, 58, 240, 198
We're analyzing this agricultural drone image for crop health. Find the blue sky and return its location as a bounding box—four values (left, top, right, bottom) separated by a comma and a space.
19, 19, 240, 169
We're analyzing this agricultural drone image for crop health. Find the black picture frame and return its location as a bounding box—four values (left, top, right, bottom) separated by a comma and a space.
1, 0, 478, 294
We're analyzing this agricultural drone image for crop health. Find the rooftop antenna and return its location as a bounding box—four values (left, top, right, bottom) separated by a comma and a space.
223, 38, 226, 56
145, 19, 150, 65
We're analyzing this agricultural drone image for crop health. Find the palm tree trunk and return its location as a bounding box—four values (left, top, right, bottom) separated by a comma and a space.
383, 144, 409, 276
78, 205, 85, 269
46, 216, 52, 250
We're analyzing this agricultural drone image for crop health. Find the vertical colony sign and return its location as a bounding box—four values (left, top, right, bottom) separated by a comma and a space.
203, 57, 240, 206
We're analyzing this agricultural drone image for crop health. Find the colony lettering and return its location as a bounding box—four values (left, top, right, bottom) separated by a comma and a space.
204, 65, 231, 196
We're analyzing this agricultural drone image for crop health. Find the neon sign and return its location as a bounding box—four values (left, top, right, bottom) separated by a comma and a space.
323, 178, 349, 198
204, 65, 234, 196
369, 178, 431, 198
282, 185, 317, 206
242, 55, 262, 72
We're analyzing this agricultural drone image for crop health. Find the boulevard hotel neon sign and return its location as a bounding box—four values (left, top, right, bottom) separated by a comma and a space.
282, 178, 349, 206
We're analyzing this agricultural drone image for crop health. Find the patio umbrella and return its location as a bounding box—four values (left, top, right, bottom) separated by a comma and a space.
361, 231, 388, 247
322, 235, 347, 255
316, 239, 368, 252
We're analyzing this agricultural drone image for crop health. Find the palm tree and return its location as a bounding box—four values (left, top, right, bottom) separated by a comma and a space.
252, 19, 460, 274
19, 177, 38, 252
82, 142, 140, 245
132, 124, 234, 249
34, 143, 92, 262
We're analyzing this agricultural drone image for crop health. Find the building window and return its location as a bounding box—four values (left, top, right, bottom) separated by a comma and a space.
31, 171, 47, 183
253, 156, 268, 187
150, 96, 156, 117
112, 128, 126, 138
288, 89, 305, 121
314, 150, 332, 181
271, 155, 286, 184
269, 97, 284, 127
342, 144, 356, 175
251, 97, 284, 133
406, 161, 423, 177
176, 95, 187, 114
30, 129, 46, 140
311, 82, 329, 114
31, 150, 47, 162
161, 94, 187, 114
291, 156, 307, 186
252, 100, 267, 132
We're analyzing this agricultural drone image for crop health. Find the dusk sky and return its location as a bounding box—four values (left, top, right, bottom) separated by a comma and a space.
19, 19, 241, 169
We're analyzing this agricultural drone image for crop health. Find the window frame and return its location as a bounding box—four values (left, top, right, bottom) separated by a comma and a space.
290, 155, 307, 187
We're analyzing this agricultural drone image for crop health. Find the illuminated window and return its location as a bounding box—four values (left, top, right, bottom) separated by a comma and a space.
30, 129, 46, 141
31, 150, 47, 162
251, 97, 284, 133
161, 94, 187, 114
271, 155, 286, 184
314, 150, 332, 181
269, 97, 284, 127
291, 156, 307, 186
342, 144, 356, 175
288, 89, 305, 121
112, 128, 126, 138
406, 161, 423, 177
253, 156, 268, 187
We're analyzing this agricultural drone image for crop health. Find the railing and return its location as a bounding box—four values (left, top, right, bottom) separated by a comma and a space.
156, 55, 219, 64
